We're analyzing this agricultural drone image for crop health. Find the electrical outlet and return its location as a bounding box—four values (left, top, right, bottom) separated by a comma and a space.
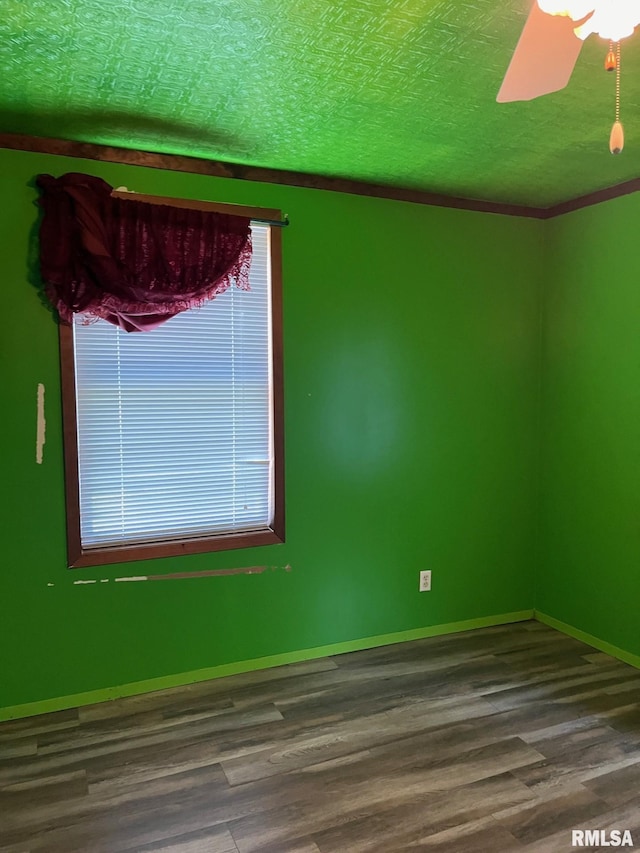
419, 570, 431, 592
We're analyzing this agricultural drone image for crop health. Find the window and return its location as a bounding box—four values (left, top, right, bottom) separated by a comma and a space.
59, 203, 284, 568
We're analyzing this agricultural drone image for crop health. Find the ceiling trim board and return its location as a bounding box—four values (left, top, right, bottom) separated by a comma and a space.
543, 178, 640, 218
2, 133, 638, 220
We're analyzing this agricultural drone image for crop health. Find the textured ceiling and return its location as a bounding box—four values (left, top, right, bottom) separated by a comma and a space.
2, 0, 640, 207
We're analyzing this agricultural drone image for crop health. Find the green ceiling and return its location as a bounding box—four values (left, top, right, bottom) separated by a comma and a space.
3, 0, 640, 207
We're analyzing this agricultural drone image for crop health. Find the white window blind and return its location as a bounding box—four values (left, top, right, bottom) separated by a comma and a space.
72, 223, 273, 549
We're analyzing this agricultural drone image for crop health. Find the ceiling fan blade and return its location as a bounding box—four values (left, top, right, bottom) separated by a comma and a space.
497, 2, 584, 103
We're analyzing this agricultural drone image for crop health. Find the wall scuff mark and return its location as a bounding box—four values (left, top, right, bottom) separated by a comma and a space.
71, 566, 291, 586
112, 566, 269, 583
36, 383, 46, 464
149, 566, 269, 581
114, 576, 149, 583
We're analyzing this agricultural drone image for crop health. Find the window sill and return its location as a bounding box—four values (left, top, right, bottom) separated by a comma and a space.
68, 526, 285, 569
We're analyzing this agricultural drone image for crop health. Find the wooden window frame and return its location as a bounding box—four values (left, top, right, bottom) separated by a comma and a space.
59, 197, 285, 568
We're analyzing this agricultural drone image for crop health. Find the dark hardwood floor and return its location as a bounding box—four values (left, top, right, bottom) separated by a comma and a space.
1, 620, 640, 852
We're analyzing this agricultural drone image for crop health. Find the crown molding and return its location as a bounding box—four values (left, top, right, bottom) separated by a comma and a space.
542, 178, 640, 218
1, 132, 638, 219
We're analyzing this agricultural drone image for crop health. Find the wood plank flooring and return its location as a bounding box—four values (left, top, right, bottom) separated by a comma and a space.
1, 621, 640, 852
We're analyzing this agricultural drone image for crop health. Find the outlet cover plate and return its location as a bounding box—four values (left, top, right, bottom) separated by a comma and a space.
419, 570, 431, 592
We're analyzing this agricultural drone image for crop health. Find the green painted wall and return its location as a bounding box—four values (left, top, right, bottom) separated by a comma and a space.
538, 195, 640, 658
0, 148, 541, 712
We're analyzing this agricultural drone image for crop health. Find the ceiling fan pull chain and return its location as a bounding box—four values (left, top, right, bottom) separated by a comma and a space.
609, 42, 624, 155
615, 42, 621, 124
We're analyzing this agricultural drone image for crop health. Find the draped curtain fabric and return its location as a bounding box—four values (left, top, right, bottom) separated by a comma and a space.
37, 172, 252, 332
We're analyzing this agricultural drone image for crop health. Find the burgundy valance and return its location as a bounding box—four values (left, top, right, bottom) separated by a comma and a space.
36, 172, 252, 332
